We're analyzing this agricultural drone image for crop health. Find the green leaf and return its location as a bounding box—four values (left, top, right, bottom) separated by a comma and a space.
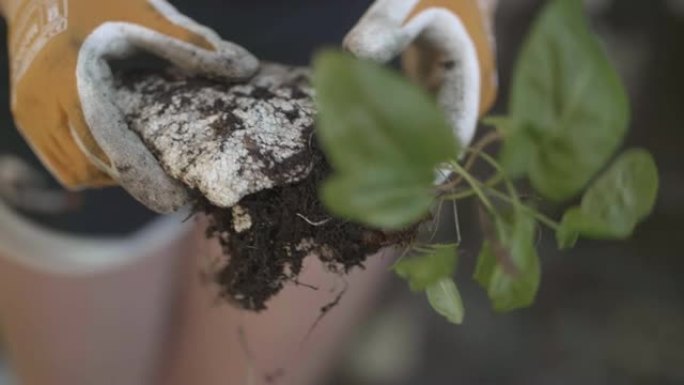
322, 168, 433, 230
501, 0, 629, 201
313, 50, 459, 229
498, 131, 535, 179
474, 210, 541, 312
426, 278, 465, 325
393, 245, 458, 292
314, 50, 459, 171
557, 149, 659, 245
555, 212, 580, 249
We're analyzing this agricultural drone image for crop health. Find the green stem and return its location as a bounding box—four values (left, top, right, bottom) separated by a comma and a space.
444, 189, 477, 201
474, 151, 519, 204
442, 149, 560, 231
485, 188, 561, 231
482, 115, 513, 136
442, 173, 503, 200
449, 162, 495, 213
437, 131, 501, 193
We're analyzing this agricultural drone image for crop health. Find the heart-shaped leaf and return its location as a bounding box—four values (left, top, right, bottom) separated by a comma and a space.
501, 0, 629, 202
557, 149, 659, 247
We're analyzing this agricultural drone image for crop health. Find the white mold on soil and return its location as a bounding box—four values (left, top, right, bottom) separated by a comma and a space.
113, 63, 317, 208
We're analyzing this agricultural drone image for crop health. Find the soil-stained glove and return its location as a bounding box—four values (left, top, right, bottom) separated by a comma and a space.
345, 0, 498, 149
1, 0, 259, 212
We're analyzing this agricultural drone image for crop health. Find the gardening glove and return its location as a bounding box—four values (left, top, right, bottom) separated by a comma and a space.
345, 0, 498, 149
1, 0, 259, 213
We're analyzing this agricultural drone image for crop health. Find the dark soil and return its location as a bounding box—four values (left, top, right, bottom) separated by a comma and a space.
114, 66, 418, 311
197, 137, 417, 311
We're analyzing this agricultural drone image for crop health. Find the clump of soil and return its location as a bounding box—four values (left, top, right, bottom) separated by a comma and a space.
113, 65, 418, 311
197, 135, 417, 311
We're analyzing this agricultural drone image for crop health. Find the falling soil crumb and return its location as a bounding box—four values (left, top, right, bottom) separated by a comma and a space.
197, 138, 418, 311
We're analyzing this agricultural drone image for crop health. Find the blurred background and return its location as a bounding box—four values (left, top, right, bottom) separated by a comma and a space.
1, 0, 683, 384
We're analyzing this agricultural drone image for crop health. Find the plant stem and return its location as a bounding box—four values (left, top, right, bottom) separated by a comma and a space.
462, 131, 502, 173
450, 162, 495, 213
440, 134, 560, 232
474, 151, 519, 204
437, 130, 502, 193
485, 188, 561, 231
481, 115, 513, 136
442, 174, 503, 200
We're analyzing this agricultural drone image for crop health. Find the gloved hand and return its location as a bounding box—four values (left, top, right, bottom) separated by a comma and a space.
345, 0, 498, 149
1, 0, 259, 212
